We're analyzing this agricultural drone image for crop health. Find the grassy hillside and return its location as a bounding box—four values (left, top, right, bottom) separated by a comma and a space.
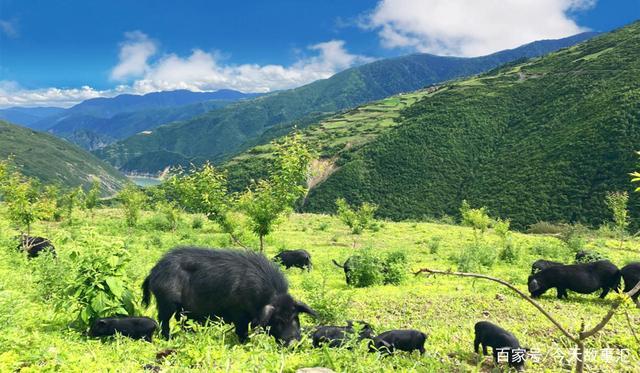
96, 33, 595, 174
0, 120, 126, 193
301, 22, 640, 229
0, 207, 638, 371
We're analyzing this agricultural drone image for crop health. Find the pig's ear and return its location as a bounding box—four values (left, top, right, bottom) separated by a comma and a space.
295, 301, 317, 317
259, 305, 275, 326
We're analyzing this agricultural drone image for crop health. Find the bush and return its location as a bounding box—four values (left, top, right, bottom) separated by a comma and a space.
348, 250, 384, 288
383, 251, 408, 285
574, 249, 607, 264
63, 245, 136, 329
527, 221, 566, 235
317, 221, 330, 231
455, 244, 496, 272
531, 241, 567, 259
498, 238, 520, 264
191, 215, 204, 229
428, 236, 442, 254
300, 272, 352, 324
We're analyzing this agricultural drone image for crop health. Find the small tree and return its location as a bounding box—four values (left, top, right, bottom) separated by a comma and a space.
117, 184, 147, 227
164, 162, 236, 233
335, 198, 378, 248
239, 133, 312, 252
460, 200, 491, 246
85, 180, 101, 215
61, 186, 85, 224
604, 191, 629, 249
1, 170, 55, 235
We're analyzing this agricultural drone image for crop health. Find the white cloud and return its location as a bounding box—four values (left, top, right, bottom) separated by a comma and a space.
127, 38, 372, 94
110, 31, 157, 81
0, 81, 127, 108
1, 33, 371, 107
0, 19, 18, 38
364, 0, 595, 56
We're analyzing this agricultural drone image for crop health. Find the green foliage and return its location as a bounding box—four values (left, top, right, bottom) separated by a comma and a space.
300, 271, 352, 324
575, 249, 607, 264
64, 246, 136, 329
456, 244, 497, 272
85, 180, 101, 212
428, 236, 442, 254
0, 168, 55, 233
335, 198, 378, 235
117, 184, 147, 227
304, 25, 640, 229
527, 221, 567, 235
382, 250, 408, 285
498, 238, 520, 264
0, 120, 126, 193
347, 250, 384, 288
191, 215, 204, 229
460, 200, 491, 235
152, 200, 181, 231
163, 162, 232, 227
605, 191, 629, 248
238, 133, 311, 251
61, 186, 85, 223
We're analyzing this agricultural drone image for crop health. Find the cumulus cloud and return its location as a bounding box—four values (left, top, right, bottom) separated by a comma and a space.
0, 81, 126, 108
1, 32, 371, 107
127, 38, 372, 93
364, 0, 595, 56
110, 31, 157, 80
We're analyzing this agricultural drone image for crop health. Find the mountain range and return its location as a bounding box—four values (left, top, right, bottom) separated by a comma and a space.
292, 22, 639, 228
0, 120, 126, 193
94, 32, 597, 174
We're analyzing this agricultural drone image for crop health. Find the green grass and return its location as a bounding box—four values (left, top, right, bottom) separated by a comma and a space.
1, 206, 638, 372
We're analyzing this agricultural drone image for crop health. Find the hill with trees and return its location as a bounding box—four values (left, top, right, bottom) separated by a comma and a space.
300, 22, 640, 229
95, 33, 596, 174
0, 120, 126, 193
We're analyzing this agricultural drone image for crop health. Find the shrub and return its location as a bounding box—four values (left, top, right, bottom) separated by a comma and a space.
317, 221, 330, 231
527, 221, 566, 235
531, 241, 567, 259
455, 244, 496, 272
117, 184, 147, 227
63, 246, 136, 329
335, 198, 378, 235
191, 215, 204, 229
348, 250, 384, 288
153, 200, 180, 231
574, 249, 607, 264
300, 272, 352, 324
383, 251, 408, 285
498, 238, 520, 264
428, 236, 442, 254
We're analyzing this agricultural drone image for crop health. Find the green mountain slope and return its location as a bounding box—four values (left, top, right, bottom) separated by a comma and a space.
96, 33, 596, 174
302, 22, 640, 228
0, 120, 127, 193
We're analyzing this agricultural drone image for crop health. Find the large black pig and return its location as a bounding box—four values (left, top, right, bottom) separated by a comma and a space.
142, 247, 316, 343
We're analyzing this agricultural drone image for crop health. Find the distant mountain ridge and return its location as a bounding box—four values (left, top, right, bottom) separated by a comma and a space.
24, 89, 260, 150
0, 120, 126, 193
0, 106, 65, 126
95, 31, 598, 174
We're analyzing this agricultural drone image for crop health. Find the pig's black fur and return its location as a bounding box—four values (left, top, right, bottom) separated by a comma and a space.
621, 262, 640, 300
89, 317, 158, 341
17, 234, 56, 259
273, 249, 312, 270
369, 329, 427, 354
527, 260, 620, 299
142, 247, 316, 343
311, 320, 374, 348
332, 257, 354, 285
530, 259, 563, 275
474, 321, 525, 370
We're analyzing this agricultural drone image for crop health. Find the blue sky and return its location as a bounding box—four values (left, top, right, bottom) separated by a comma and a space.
0, 0, 638, 107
